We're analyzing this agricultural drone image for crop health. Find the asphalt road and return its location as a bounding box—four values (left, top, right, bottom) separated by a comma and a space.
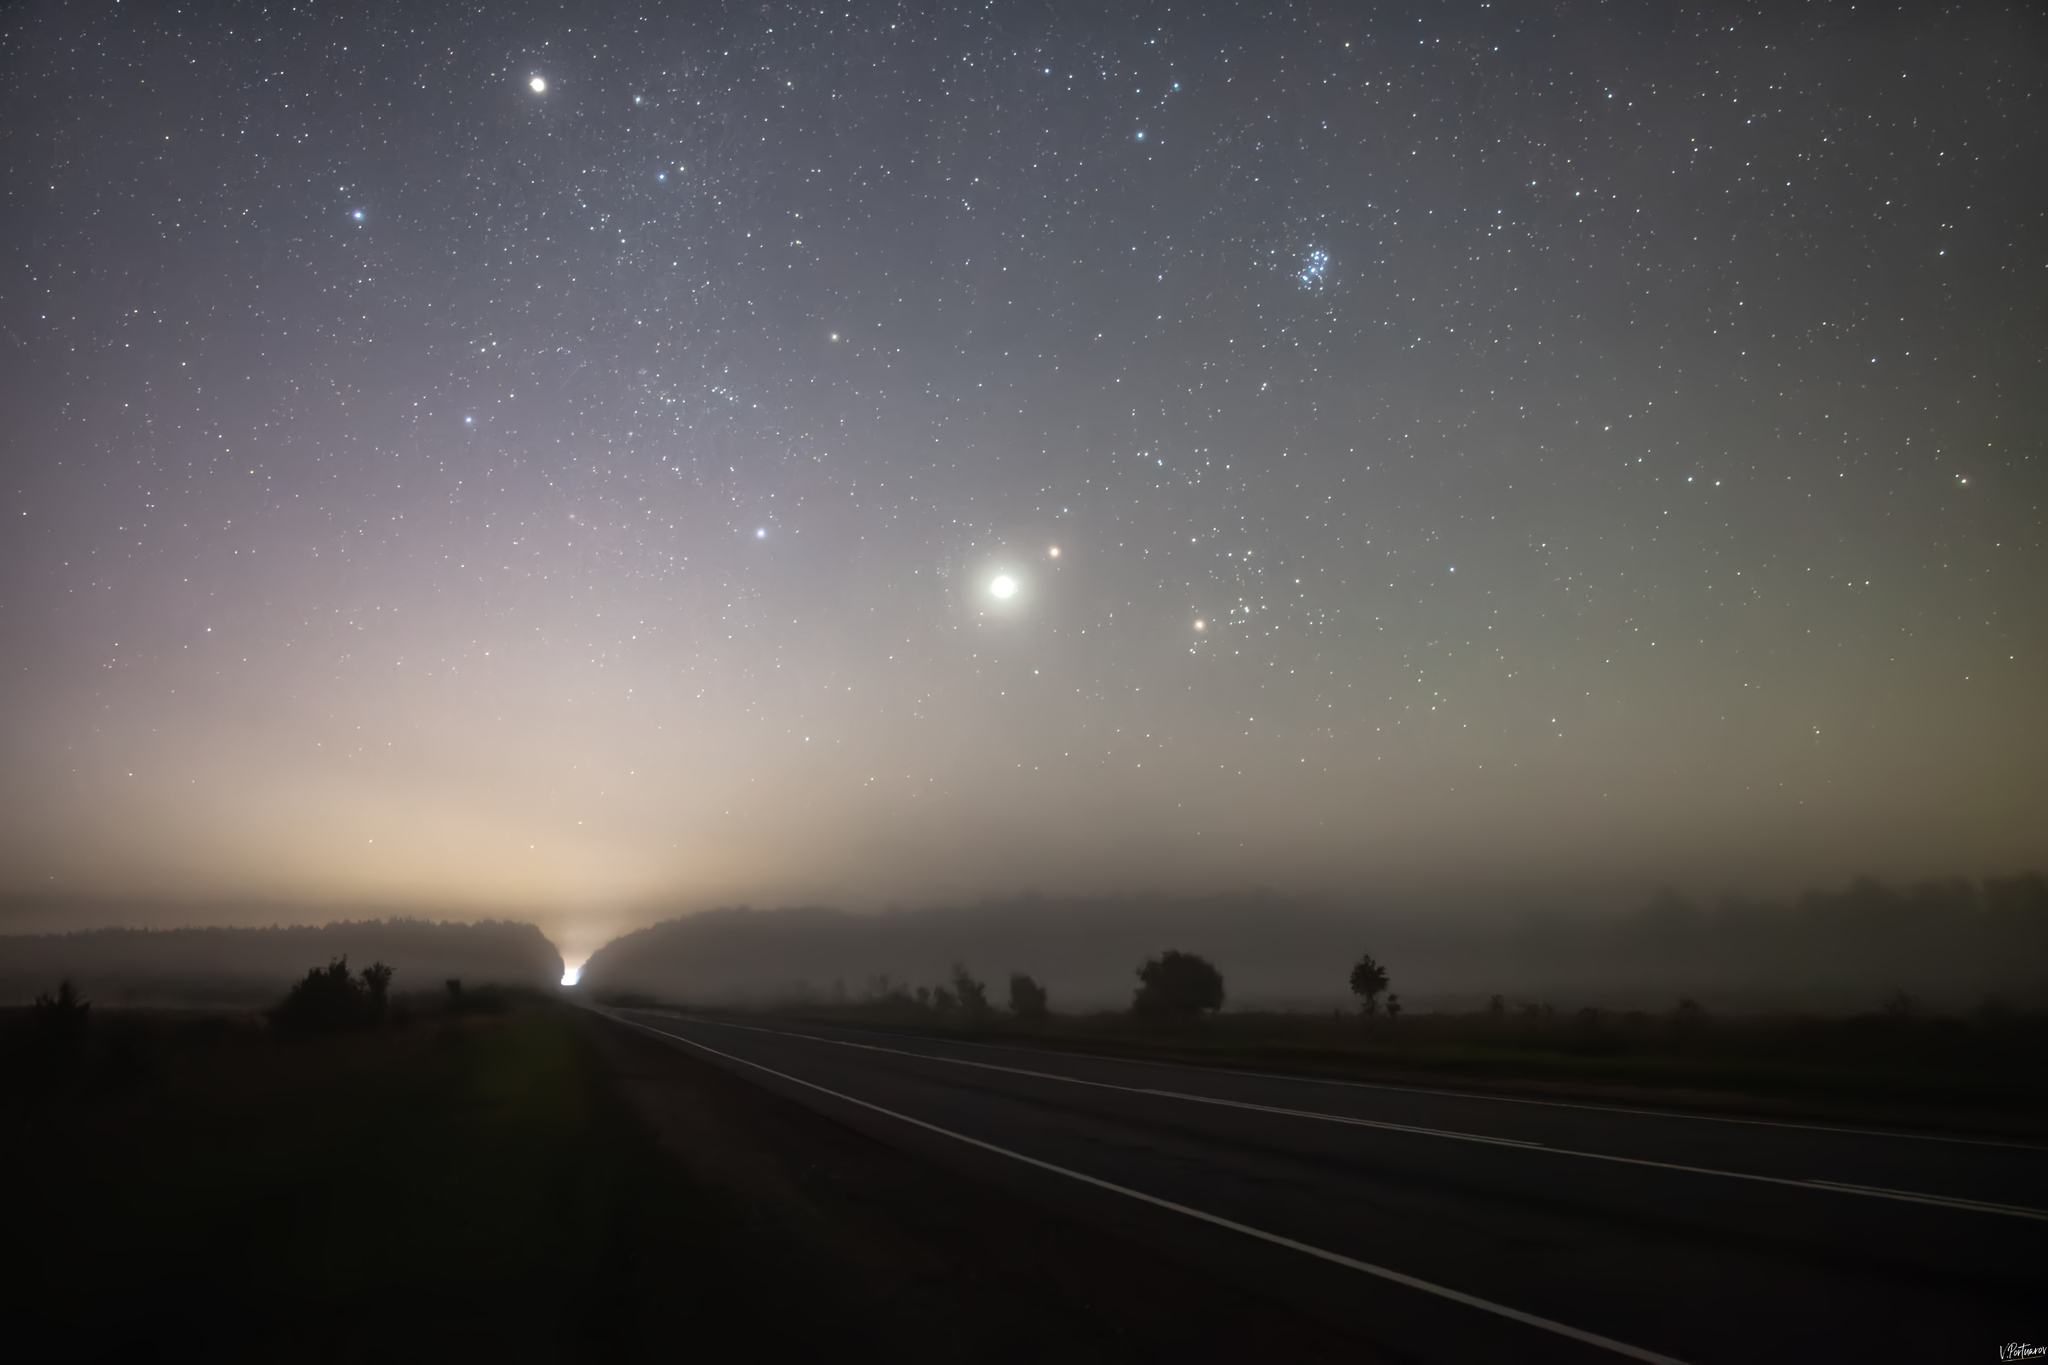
611, 1010, 2046, 1363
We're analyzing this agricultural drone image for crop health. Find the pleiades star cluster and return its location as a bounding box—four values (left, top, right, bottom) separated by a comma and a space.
1, 1, 2042, 942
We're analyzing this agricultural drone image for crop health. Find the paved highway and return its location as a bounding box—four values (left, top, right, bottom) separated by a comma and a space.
611, 1010, 2045, 1362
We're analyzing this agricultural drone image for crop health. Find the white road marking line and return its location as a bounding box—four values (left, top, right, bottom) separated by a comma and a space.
615, 1013, 1690, 1365
650, 1013, 2048, 1223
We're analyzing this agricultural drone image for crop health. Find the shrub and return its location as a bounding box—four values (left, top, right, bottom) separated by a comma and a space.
271, 957, 394, 1035
1132, 950, 1224, 1020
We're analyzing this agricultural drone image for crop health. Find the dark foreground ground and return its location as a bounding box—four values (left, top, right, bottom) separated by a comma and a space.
9, 998, 2044, 1362
1, 1002, 1366, 1362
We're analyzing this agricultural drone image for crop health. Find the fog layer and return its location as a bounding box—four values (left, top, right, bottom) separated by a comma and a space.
582, 877, 2048, 1015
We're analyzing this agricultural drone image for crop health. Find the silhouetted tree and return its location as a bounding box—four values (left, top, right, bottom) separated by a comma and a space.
33, 980, 91, 1051
950, 964, 991, 1018
1133, 950, 1224, 1020
1348, 952, 1390, 1016
1007, 973, 1049, 1020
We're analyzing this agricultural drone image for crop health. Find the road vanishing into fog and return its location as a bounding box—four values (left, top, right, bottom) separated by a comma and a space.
609, 1010, 2046, 1363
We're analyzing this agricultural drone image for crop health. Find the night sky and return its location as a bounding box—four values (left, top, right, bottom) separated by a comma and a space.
3, 1, 2043, 960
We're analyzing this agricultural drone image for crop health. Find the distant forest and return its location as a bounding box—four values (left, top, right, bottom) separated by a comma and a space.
0, 919, 563, 1005
582, 876, 2048, 1015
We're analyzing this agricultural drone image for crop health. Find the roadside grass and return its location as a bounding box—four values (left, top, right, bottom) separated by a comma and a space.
707, 1000, 2048, 1121
3, 1004, 791, 1361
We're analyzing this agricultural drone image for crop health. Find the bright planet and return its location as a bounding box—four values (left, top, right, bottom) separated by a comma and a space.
989, 574, 1017, 600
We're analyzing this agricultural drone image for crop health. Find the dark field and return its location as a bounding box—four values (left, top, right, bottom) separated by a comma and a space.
2, 1003, 815, 1360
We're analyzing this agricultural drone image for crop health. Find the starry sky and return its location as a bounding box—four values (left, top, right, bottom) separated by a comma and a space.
3, 0, 2043, 959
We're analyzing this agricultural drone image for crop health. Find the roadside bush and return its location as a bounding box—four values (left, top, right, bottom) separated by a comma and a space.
1133, 950, 1225, 1020
271, 957, 394, 1035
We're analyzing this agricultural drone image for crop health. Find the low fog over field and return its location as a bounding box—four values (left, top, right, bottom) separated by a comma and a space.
583, 877, 2048, 1016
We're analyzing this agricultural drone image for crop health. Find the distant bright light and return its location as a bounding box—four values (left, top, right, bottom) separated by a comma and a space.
463, 415, 474, 424
1194, 620, 1206, 631
1135, 130, 1146, 140
990, 574, 1018, 599
755, 527, 767, 539
560, 966, 580, 986
1047, 546, 1060, 558
529, 75, 547, 93
351, 209, 364, 221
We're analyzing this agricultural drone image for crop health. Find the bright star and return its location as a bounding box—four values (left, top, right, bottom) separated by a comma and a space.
351, 209, 364, 221
1047, 546, 1059, 558
755, 527, 767, 539
529, 75, 547, 94
990, 575, 1018, 599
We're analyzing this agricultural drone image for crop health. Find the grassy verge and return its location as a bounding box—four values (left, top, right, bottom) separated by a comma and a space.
3, 1004, 796, 1361
697, 1002, 2048, 1126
